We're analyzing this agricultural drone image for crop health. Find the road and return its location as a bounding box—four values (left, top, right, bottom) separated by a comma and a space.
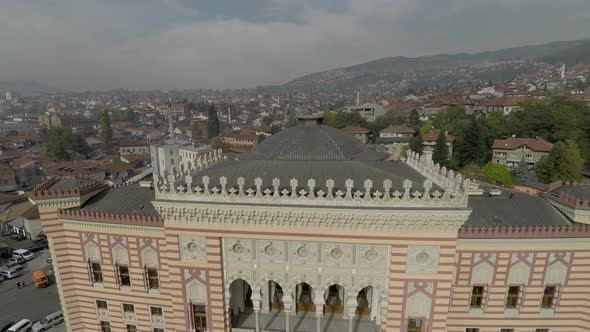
0, 237, 64, 331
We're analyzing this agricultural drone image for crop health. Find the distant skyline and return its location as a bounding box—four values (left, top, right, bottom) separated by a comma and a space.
1, 0, 589, 91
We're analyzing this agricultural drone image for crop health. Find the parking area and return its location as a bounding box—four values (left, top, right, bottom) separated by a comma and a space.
0, 236, 64, 332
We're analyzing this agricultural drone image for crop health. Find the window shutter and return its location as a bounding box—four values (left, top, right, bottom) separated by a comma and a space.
114, 263, 120, 287
484, 285, 490, 310
87, 259, 93, 285
144, 265, 149, 291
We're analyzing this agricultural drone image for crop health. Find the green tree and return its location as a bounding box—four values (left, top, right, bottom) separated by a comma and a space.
407, 109, 421, 131
482, 162, 513, 188
462, 163, 485, 182
454, 117, 487, 167
535, 140, 584, 183
408, 135, 423, 154
207, 103, 220, 138
45, 127, 87, 160
419, 122, 433, 136
432, 131, 450, 167
98, 110, 113, 150
514, 157, 532, 183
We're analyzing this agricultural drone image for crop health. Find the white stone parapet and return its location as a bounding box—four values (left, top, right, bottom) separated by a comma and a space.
154, 150, 470, 208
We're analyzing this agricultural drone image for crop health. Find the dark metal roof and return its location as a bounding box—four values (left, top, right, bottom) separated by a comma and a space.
547, 183, 590, 201
239, 124, 387, 161
466, 191, 571, 227
191, 159, 437, 192
81, 185, 158, 216
50, 178, 94, 191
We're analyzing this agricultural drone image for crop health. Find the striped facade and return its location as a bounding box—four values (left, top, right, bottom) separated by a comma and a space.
32, 191, 590, 332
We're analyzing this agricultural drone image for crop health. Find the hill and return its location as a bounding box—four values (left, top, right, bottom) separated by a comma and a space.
0, 80, 61, 95
271, 38, 590, 95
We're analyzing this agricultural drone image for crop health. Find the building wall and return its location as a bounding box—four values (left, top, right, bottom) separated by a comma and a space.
492, 148, 549, 168
447, 237, 590, 332
120, 145, 149, 156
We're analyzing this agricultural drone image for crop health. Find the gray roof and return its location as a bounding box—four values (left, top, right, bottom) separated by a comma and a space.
466, 191, 571, 227
192, 159, 437, 192
50, 178, 94, 191
81, 186, 158, 216
239, 124, 387, 161
547, 183, 590, 201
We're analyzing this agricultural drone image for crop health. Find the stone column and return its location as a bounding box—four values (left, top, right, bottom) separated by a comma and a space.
260, 282, 270, 314
283, 292, 293, 332
346, 295, 357, 332
314, 294, 325, 332
252, 293, 262, 332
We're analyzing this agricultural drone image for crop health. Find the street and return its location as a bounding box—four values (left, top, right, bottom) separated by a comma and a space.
0, 237, 64, 332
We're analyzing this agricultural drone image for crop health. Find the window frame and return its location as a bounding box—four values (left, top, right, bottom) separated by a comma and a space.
126, 324, 137, 332
122, 303, 135, 313
505, 286, 521, 309
118, 265, 131, 287
96, 300, 108, 310
90, 261, 104, 284
406, 318, 423, 332
151, 306, 164, 317
541, 285, 558, 309
469, 285, 486, 308
146, 267, 160, 290
192, 304, 208, 332
99, 321, 111, 332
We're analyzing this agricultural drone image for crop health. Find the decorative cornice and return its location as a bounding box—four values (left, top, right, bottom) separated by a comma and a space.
28, 177, 106, 200
58, 208, 164, 228
458, 224, 590, 239
154, 202, 470, 233
62, 219, 164, 234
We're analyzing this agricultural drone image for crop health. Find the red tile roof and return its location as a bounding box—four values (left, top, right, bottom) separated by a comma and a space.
492, 137, 553, 152
422, 129, 455, 142
341, 126, 371, 134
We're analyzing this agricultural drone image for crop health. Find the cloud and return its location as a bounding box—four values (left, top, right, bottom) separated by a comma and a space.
0, 0, 589, 90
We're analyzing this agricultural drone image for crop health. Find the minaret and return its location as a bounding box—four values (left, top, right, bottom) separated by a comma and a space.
168, 98, 175, 140
228, 107, 232, 125
356, 91, 360, 107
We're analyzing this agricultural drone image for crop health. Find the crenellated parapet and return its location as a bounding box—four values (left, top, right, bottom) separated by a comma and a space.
458, 223, 590, 239
554, 191, 590, 211
403, 150, 471, 194
29, 177, 107, 200
154, 150, 471, 208
58, 208, 164, 227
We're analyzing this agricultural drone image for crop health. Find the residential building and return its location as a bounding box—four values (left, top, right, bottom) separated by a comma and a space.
376, 126, 416, 160
341, 126, 371, 144
479, 97, 535, 117
422, 129, 455, 159
119, 140, 150, 156
344, 103, 385, 121
28, 115, 590, 332
492, 137, 553, 168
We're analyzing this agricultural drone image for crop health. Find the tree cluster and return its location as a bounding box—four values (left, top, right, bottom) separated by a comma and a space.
45, 127, 87, 160
207, 103, 220, 138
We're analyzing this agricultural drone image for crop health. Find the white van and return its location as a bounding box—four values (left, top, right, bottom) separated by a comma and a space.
0, 267, 22, 280
7, 319, 32, 332
12, 249, 34, 261
32, 311, 63, 332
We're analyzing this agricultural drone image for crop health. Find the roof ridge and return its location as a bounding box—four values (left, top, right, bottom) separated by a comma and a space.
322, 126, 345, 159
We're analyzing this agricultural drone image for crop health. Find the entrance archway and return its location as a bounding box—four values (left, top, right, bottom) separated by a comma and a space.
295, 282, 316, 313
268, 281, 284, 311
229, 278, 253, 327
324, 284, 344, 314
356, 286, 372, 315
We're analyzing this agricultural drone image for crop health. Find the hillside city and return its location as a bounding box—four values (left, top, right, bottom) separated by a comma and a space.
1, 38, 590, 332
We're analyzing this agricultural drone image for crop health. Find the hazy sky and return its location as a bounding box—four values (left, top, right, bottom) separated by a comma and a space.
1, 0, 589, 91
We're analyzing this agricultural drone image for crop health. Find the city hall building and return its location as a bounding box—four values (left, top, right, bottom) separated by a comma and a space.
29, 116, 590, 332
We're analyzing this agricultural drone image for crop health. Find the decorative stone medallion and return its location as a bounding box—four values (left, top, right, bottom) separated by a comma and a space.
264, 244, 278, 256
179, 235, 206, 263
407, 245, 439, 274
330, 248, 344, 260
297, 246, 309, 258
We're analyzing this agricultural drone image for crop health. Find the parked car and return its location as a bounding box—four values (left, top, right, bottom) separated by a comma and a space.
7, 319, 32, 332
12, 249, 34, 261
10, 234, 26, 241
0, 267, 22, 280
32, 311, 63, 332
2, 262, 24, 272
0, 321, 15, 332
8, 257, 25, 265
28, 241, 48, 253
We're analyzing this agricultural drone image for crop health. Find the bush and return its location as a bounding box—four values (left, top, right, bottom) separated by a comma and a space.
482, 162, 513, 188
